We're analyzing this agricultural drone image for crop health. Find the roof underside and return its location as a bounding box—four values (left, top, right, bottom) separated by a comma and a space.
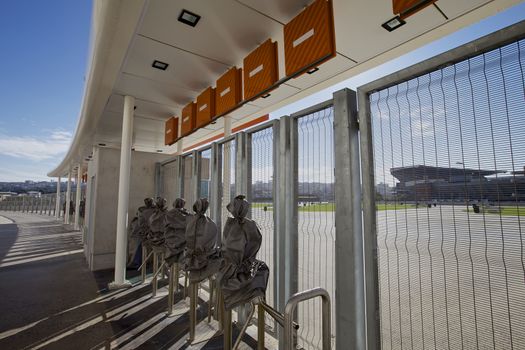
48, 0, 523, 177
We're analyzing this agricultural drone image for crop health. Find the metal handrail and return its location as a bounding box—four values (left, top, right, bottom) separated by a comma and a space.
284, 287, 331, 350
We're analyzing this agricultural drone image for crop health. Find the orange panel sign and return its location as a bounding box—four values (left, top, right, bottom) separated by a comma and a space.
164, 116, 179, 145
284, 0, 335, 77
216, 67, 242, 116
243, 39, 278, 101
181, 102, 196, 136
196, 87, 216, 128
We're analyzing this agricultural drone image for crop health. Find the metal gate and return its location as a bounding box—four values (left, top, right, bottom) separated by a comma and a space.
358, 21, 525, 350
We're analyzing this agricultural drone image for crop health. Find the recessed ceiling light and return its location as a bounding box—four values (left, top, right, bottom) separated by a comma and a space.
178, 9, 201, 27
98, 143, 106, 147
307, 67, 319, 74
261, 93, 271, 99
157, 150, 163, 153
382, 16, 406, 32
152, 60, 169, 70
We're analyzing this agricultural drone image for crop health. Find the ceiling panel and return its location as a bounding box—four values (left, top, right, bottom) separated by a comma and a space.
106, 94, 178, 120
437, 0, 492, 19
333, 0, 445, 62
225, 102, 261, 121
246, 83, 301, 108
123, 35, 230, 93
285, 54, 356, 89
114, 73, 191, 111
236, 0, 312, 24
138, 0, 286, 66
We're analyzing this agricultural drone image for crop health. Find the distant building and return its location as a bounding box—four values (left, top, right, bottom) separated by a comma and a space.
26, 191, 41, 197
0, 192, 17, 201
391, 165, 525, 202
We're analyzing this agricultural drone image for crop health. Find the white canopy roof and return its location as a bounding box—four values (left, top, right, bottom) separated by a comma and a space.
48, 0, 521, 177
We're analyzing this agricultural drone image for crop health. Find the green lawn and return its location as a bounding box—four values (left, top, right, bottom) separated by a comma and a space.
376, 203, 417, 211
252, 202, 419, 212
466, 206, 524, 216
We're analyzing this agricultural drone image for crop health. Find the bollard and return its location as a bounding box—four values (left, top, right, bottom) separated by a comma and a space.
140, 246, 148, 283
188, 282, 198, 343
152, 252, 158, 297
167, 263, 176, 315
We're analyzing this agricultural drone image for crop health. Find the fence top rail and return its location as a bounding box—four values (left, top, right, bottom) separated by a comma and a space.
245, 119, 278, 135
358, 19, 525, 95
291, 99, 333, 120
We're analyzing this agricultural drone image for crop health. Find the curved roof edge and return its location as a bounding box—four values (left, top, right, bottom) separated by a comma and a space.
48, 0, 147, 177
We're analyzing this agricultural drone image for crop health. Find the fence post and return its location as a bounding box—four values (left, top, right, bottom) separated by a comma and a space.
191, 150, 200, 205
276, 115, 298, 348
357, 88, 381, 350
155, 162, 162, 198
333, 88, 371, 350
234, 132, 250, 324
210, 142, 222, 244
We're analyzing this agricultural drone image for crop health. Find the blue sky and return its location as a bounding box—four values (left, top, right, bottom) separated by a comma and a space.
0, 1, 524, 182
0, 0, 91, 181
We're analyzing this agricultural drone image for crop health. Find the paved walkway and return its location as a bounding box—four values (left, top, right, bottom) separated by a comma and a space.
0, 212, 266, 350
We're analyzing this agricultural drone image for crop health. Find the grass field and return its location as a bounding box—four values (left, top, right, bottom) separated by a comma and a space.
465, 206, 525, 216
253, 202, 418, 212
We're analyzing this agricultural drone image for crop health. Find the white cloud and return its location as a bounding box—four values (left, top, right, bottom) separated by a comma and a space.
0, 130, 72, 161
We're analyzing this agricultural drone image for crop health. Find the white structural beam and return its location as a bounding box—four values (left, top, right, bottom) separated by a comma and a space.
74, 165, 82, 230
110, 95, 135, 288
55, 177, 61, 218
65, 171, 72, 224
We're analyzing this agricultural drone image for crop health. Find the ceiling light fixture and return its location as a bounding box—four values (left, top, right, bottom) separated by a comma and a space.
307, 67, 319, 74
381, 16, 406, 32
178, 9, 201, 27
157, 150, 163, 153
98, 143, 106, 147
261, 93, 271, 99
152, 60, 169, 70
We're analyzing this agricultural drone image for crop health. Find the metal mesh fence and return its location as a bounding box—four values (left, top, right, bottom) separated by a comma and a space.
248, 126, 277, 333
370, 38, 525, 350
296, 106, 336, 349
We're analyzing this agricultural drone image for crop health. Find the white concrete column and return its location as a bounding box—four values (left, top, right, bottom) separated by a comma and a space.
176, 139, 183, 155
110, 95, 134, 288
55, 177, 61, 218
65, 171, 72, 224
74, 165, 82, 230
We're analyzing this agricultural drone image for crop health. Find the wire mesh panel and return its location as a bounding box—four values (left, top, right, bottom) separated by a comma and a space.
183, 154, 194, 211
161, 159, 179, 207
248, 125, 277, 333
369, 39, 525, 350
220, 139, 236, 229
296, 106, 336, 349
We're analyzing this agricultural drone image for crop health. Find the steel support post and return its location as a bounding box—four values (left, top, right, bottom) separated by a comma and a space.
235, 132, 251, 325
357, 88, 381, 350
110, 95, 134, 289
154, 162, 162, 198
75, 165, 82, 230
175, 155, 184, 199
276, 115, 298, 348
65, 171, 72, 223
333, 88, 368, 349
210, 142, 222, 243
191, 150, 200, 205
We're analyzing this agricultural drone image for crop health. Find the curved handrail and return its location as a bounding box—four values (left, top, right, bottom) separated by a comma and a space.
284, 287, 331, 350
